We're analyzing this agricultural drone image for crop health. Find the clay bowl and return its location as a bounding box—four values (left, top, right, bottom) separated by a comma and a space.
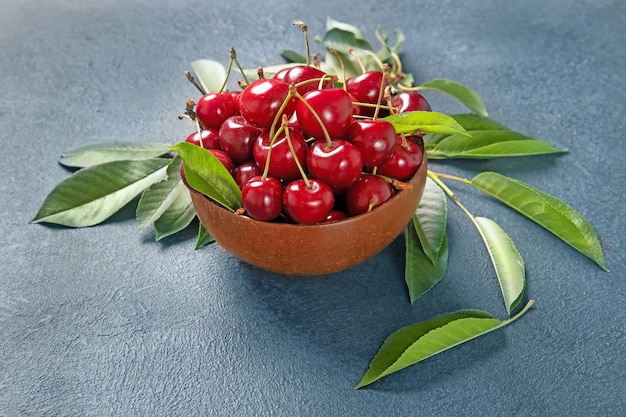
189, 152, 428, 276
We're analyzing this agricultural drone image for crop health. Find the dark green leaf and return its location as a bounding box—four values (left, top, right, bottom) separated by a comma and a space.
32, 158, 170, 227
153, 187, 196, 240
470, 172, 607, 270
59, 142, 172, 168
189, 59, 227, 93
195, 223, 215, 249
171, 142, 242, 211
384, 111, 471, 137
405, 222, 449, 303
412, 177, 448, 265
418, 79, 488, 117
429, 130, 566, 159
280, 49, 307, 64
473, 216, 526, 314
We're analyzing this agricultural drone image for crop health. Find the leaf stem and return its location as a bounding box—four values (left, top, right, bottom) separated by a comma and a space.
501, 299, 535, 326
427, 170, 474, 220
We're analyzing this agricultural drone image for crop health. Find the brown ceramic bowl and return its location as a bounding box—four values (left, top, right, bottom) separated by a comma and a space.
189, 152, 427, 276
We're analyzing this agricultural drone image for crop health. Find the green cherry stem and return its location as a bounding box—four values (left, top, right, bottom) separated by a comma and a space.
218, 47, 237, 93
261, 124, 286, 181
293, 19, 311, 66
348, 48, 367, 74
230, 47, 250, 86
282, 115, 311, 189
185, 71, 207, 95
290, 84, 334, 149
269, 89, 294, 141
328, 47, 348, 89
372, 64, 390, 120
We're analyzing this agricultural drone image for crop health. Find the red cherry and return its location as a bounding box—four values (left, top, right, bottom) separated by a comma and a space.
242, 176, 283, 221
195, 91, 238, 129
253, 129, 307, 182
324, 210, 348, 222
295, 88, 354, 140
272, 66, 292, 82
345, 119, 397, 167
377, 137, 423, 181
185, 128, 221, 150
283, 179, 334, 225
218, 115, 262, 164
281, 65, 333, 95
208, 149, 236, 174
238, 78, 297, 128
391, 91, 432, 113
306, 139, 363, 189
345, 174, 394, 216
233, 162, 262, 189
345, 71, 388, 116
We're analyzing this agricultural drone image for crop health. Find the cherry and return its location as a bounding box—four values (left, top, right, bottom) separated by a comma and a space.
281, 65, 333, 95
208, 149, 236, 174
345, 119, 397, 167
295, 88, 354, 140
283, 179, 334, 224
253, 128, 308, 182
272, 66, 292, 82
238, 78, 297, 128
345, 71, 388, 116
218, 115, 262, 164
306, 138, 363, 189
242, 175, 283, 221
391, 91, 432, 113
324, 210, 348, 222
233, 162, 262, 189
195, 91, 238, 129
376, 136, 423, 181
345, 174, 394, 216
185, 128, 221, 150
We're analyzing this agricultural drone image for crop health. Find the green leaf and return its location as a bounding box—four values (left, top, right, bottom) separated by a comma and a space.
153, 185, 196, 240
472, 216, 525, 314
324, 17, 371, 46
470, 172, 607, 270
429, 130, 566, 159
418, 78, 488, 117
405, 222, 449, 303
195, 223, 215, 249
136, 156, 186, 230
280, 49, 307, 64
189, 59, 227, 93
171, 142, 242, 211
412, 177, 448, 265
59, 142, 172, 168
32, 158, 170, 227
356, 302, 534, 388
383, 111, 471, 137
425, 114, 511, 146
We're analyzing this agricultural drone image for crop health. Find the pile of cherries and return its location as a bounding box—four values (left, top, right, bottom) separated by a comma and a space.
182, 64, 430, 225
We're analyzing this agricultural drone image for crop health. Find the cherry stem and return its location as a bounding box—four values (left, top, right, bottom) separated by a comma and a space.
178, 99, 204, 144
427, 170, 475, 220
230, 47, 250, 86
257, 67, 265, 80
261, 124, 286, 181
218, 48, 236, 93
328, 47, 348, 89
293, 19, 311, 66
290, 84, 334, 148
372, 63, 390, 120
376, 173, 411, 190
185, 71, 206, 95
363, 50, 385, 72
269, 89, 295, 141
348, 48, 367, 74
282, 115, 311, 189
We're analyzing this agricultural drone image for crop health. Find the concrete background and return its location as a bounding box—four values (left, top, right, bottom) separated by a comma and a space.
1, 0, 625, 415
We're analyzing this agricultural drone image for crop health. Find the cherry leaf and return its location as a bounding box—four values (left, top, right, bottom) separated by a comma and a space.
153, 187, 196, 241
189, 59, 227, 94
384, 111, 471, 137
472, 216, 526, 314
425, 113, 510, 146
32, 158, 170, 227
59, 142, 172, 168
470, 172, 607, 270
412, 177, 448, 265
405, 222, 449, 304
171, 142, 242, 211
356, 302, 534, 388
195, 223, 215, 249
418, 78, 488, 117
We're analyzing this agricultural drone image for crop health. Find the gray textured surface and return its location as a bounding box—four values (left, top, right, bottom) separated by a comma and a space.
1, 0, 625, 416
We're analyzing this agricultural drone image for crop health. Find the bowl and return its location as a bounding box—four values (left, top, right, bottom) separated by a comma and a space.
188, 151, 427, 276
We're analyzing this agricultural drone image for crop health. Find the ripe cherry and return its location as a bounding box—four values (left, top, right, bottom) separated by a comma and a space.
253, 128, 307, 182
324, 210, 348, 223
238, 78, 297, 128
306, 138, 363, 189
345, 174, 394, 216
281, 65, 333, 95
208, 149, 236, 174
242, 176, 283, 221
185, 128, 221, 150
376, 136, 424, 181
345, 119, 397, 167
283, 179, 334, 225
295, 88, 354, 140
391, 91, 432, 113
233, 162, 262, 189
345, 71, 388, 116
218, 115, 262, 164
195, 91, 238, 129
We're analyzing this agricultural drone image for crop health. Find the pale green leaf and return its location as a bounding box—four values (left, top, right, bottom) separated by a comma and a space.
418, 78, 488, 117
189, 59, 227, 94
59, 142, 172, 168
473, 216, 526, 314
383, 111, 471, 137
280, 49, 307, 64
153, 187, 196, 240
32, 158, 170, 227
405, 223, 448, 303
412, 177, 447, 265
195, 223, 215, 249
470, 172, 607, 270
